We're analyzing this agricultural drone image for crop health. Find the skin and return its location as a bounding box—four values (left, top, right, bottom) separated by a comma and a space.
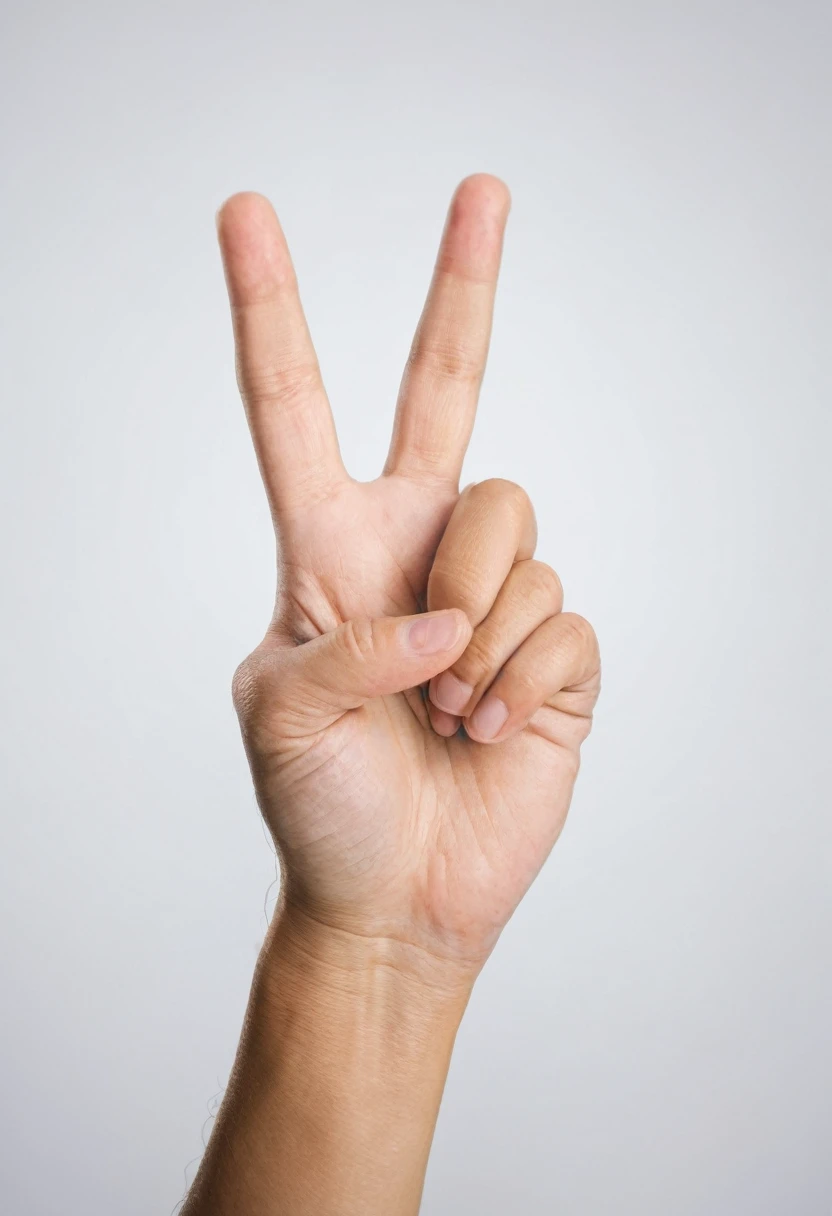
181, 174, 600, 1216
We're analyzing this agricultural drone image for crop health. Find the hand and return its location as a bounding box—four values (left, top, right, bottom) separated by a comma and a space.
217, 175, 600, 974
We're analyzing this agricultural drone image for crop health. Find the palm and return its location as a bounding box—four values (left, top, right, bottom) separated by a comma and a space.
219, 178, 598, 962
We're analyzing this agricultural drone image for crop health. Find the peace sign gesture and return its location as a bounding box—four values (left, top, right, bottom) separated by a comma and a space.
217, 175, 600, 969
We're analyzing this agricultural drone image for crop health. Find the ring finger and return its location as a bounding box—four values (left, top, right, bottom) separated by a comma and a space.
427, 559, 563, 731
464, 612, 600, 744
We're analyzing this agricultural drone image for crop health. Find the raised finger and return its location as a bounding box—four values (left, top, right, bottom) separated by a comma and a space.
384, 174, 511, 484
216, 192, 347, 518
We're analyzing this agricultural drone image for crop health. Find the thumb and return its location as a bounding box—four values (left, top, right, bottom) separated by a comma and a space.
277, 609, 472, 725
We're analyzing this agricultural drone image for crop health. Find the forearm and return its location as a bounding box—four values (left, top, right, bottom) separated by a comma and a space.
181, 902, 476, 1216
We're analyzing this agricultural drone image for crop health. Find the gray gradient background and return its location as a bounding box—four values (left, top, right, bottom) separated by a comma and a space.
1, 2, 830, 1213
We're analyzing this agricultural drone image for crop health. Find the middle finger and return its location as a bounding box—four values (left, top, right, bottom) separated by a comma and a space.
426, 479, 537, 626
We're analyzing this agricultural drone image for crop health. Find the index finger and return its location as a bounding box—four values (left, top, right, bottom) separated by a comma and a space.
384, 174, 511, 485
216, 192, 347, 519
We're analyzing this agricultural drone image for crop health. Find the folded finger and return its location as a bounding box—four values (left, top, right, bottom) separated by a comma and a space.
429, 559, 563, 717
464, 613, 600, 744
427, 479, 537, 626
426, 701, 463, 738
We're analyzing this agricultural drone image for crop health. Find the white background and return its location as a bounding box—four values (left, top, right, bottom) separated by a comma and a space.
1, 2, 829, 1212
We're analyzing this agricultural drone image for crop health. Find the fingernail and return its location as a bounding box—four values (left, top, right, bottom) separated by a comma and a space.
469, 696, 509, 741
431, 708, 462, 737
406, 611, 462, 655
431, 671, 473, 715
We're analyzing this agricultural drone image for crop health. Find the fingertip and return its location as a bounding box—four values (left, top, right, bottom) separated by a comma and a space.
215, 191, 295, 305
439, 174, 511, 283
217, 189, 276, 224
465, 695, 510, 744
405, 608, 471, 657
453, 173, 512, 218
430, 670, 474, 716
429, 705, 462, 738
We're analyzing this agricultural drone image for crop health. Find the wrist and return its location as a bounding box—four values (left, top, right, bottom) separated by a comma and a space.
183, 899, 477, 1216
257, 899, 479, 1022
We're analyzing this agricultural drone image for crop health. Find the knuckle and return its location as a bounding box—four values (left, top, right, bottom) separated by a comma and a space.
469, 478, 532, 517
340, 617, 377, 663
407, 335, 482, 385
576, 718, 595, 745
520, 560, 563, 611
240, 360, 321, 410
467, 480, 536, 550
454, 629, 500, 682
509, 664, 541, 696
558, 613, 600, 662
